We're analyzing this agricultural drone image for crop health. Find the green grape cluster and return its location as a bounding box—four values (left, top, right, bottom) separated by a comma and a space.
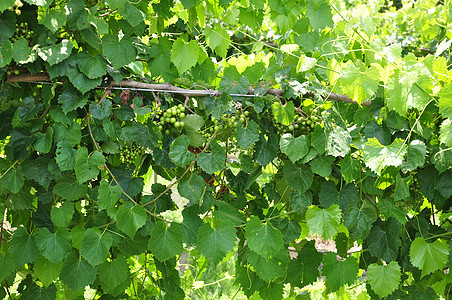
156, 103, 186, 136
11, 22, 33, 42
119, 144, 143, 165
276, 106, 326, 135
200, 110, 250, 140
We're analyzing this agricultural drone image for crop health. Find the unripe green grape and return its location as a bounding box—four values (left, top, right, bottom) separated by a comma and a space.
288, 125, 294, 131
174, 121, 180, 128
170, 117, 176, 123
179, 112, 185, 118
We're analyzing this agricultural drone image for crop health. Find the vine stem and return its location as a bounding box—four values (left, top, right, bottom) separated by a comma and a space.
143, 131, 218, 208
0, 161, 18, 179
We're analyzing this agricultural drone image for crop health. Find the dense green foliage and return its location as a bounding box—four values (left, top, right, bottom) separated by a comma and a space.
0, 0, 452, 298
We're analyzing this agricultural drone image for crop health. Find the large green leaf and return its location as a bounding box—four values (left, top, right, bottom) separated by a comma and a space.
279, 133, 309, 162
37, 6, 67, 33
57, 89, 89, 114
116, 202, 147, 238
410, 237, 449, 278
197, 140, 225, 174
247, 249, 288, 281
171, 37, 202, 74
306, 204, 341, 240
50, 201, 74, 228
236, 120, 259, 149
367, 218, 401, 262
1, 166, 24, 193
35, 227, 71, 264
98, 179, 122, 210
402, 140, 426, 172
283, 162, 313, 192
245, 216, 284, 259
177, 173, 205, 205
80, 228, 113, 266
60, 253, 98, 291
254, 132, 279, 167
440, 118, 452, 147
181, 208, 203, 246
53, 175, 88, 201
205, 24, 230, 57
286, 241, 323, 288
326, 126, 351, 157
386, 69, 431, 117
169, 135, 195, 166
98, 255, 129, 293
322, 252, 359, 292
77, 53, 107, 79
12, 38, 34, 64
197, 221, 237, 264
272, 101, 295, 125
102, 34, 136, 69
0, 40, 12, 67
306, 2, 333, 29
9, 227, 39, 267
37, 39, 73, 65
148, 221, 183, 261
309, 155, 334, 177
363, 138, 407, 175
318, 181, 359, 211
34, 256, 63, 287
119, 3, 146, 27
344, 200, 377, 240
74, 147, 105, 183
338, 61, 379, 105
55, 140, 76, 171
367, 261, 401, 298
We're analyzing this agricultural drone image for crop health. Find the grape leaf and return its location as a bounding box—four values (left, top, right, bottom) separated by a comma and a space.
322, 252, 359, 292
116, 202, 147, 238
367, 218, 401, 262
367, 261, 401, 298
34, 127, 53, 154
337, 61, 379, 105
37, 6, 67, 33
197, 221, 236, 264
80, 228, 113, 266
402, 140, 426, 172
326, 126, 351, 157
9, 227, 39, 267
35, 227, 71, 264
341, 153, 360, 183
118, 3, 146, 27
12, 38, 33, 64
319, 181, 359, 211
1, 166, 24, 194
247, 249, 288, 281
306, 204, 341, 240
439, 83, 452, 119
279, 133, 309, 162
236, 120, 259, 149
245, 216, 284, 259
148, 221, 183, 261
344, 200, 377, 240
75, 147, 105, 183
102, 34, 136, 69
181, 208, 203, 246
50, 201, 74, 227
309, 155, 334, 177
197, 140, 226, 174
306, 2, 333, 29
410, 237, 449, 278
60, 253, 97, 291
77, 53, 107, 79
286, 241, 323, 288
0, 40, 12, 67
53, 175, 88, 201
98, 180, 122, 210
37, 39, 73, 66
98, 255, 129, 293
169, 135, 195, 166
33, 256, 63, 287
57, 89, 89, 114
283, 162, 314, 192
363, 138, 407, 175
177, 173, 205, 205
272, 101, 295, 125
55, 140, 76, 171
205, 24, 230, 57
440, 118, 452, 147
171, 37, 201, 74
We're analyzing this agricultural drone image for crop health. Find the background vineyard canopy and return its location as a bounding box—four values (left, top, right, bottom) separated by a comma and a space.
0, 0, 452, 299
